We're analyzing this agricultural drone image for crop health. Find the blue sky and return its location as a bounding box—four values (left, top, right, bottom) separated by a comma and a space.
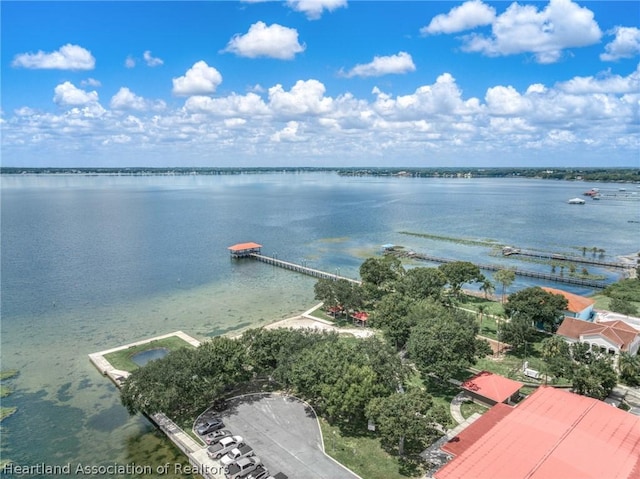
1, 1, 639, 167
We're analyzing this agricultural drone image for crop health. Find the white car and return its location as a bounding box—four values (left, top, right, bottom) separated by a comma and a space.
220, 445, 254, 466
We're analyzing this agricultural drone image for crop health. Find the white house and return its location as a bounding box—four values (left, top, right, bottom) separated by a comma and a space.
556, 316, 640, 356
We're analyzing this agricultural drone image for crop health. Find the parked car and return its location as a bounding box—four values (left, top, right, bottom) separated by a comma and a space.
225, 457, 262, 479
220, 444, 255, 466
196, 417, 225, 436
267, 474, 288, 479
245, 466, 269, 479
208, 436, 244, 459
204, 429, 232, 445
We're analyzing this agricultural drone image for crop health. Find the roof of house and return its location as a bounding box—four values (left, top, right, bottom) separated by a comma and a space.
228, 242, 262, 251
461, 371, 523, 404
435, 386, 640, 479
557, 316, 640, 352
541, 286, 595, 313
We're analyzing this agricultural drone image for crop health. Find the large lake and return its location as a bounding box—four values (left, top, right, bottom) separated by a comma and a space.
1, 173, 638, 476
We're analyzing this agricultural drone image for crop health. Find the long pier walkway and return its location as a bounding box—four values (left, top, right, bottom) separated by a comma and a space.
251, 254, 361, 284
502, 247, 631, 269
390, 250, 608, 289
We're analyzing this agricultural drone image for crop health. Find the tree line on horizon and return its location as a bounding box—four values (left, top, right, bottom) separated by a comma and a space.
2, 166, 638, 182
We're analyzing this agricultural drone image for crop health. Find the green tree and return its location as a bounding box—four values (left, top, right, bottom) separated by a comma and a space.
609, 298, 638, 316
373, 293, 414, 349
504, 287, 568, 332
572, 357, 617, 400
540, 335, 572, 379
438, 261, 485, 299
407, 302, 484, 380
314, 278, 364, 316
314, 278, 337, 308
396, 267, 446, 302
360, 256, 404, 288
498, 315, 534, 351
366, 389, 448, 456
618, 352, 640, 387
276, 336, 401, 424
121, 336, 251, 420
494, 269, 516, 303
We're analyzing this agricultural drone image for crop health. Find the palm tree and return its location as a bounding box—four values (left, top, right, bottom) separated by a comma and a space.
480, 279, 495, 300
618, 352, 640, 386
494, 269, 515, 304
477, 304, 486, 335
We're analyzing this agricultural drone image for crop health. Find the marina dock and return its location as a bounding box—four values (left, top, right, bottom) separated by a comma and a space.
229, 242, 611, 289
501, 247, 631, 269
390, 250, 609, 289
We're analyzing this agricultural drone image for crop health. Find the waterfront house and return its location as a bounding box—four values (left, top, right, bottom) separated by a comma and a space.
541, 287, 595, 321
556, 316, 640, 356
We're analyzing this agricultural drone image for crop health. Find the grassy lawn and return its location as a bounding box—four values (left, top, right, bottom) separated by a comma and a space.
104, 336, 196, 372
319, 418, 424, 479
460, 401, 489, 419
458, 296, 505, 317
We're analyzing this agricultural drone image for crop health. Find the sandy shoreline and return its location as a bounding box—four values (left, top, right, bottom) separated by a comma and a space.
261, 303, 375, 338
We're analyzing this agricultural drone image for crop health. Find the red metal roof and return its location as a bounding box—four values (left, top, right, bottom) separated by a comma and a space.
541, 287, 595, 313
461, 371, 523, 404
442, 403, 513, 457
228, 242, 262, 251
435, 387, 640, 479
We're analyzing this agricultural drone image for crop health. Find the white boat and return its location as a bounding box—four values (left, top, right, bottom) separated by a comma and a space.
568, 197, 586, 204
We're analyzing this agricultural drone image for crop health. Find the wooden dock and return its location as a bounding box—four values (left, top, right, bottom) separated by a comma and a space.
251, 253, 361, 284
390, 250, 609, 289
501, 247, 631, 269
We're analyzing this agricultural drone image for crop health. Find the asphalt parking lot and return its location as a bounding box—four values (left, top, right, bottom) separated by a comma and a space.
215, 393, 360, 479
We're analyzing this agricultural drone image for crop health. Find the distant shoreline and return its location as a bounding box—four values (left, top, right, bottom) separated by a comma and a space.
1, 166, 639, 183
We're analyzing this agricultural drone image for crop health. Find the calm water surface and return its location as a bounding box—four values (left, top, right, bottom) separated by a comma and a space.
1, 173, 638, 476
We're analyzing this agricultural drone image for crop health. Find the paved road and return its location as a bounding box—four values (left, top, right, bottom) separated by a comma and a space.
217, 394, 360, 479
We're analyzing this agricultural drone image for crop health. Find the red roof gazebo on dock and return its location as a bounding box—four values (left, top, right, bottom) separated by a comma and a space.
228, 242, 262, 258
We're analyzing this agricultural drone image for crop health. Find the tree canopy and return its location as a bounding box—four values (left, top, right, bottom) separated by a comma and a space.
504, 287, 568, 332
366, 389, 448, 456
438, 261, 485, 298
406, 301, 485, 380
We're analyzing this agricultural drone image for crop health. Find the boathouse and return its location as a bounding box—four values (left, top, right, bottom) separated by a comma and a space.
228, 242, 262, 258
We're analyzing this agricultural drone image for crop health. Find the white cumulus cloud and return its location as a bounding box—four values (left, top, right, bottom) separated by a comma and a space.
271, 121, 304, 142
125, 56, 136, 68
421, 0, 496, 35
110, 87, 166, 111
223, 22, 305, 60
462, 0, 602, 63
143, 51, 164, 67
13, 44, 95, 70
343, 52, 416, 78
556, 65, 640, 94
53, 82, 99, 106
286, 0, 347, 20
172, 61, 223, 97
268, 79, 333, 116
601, 27, 640, 61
